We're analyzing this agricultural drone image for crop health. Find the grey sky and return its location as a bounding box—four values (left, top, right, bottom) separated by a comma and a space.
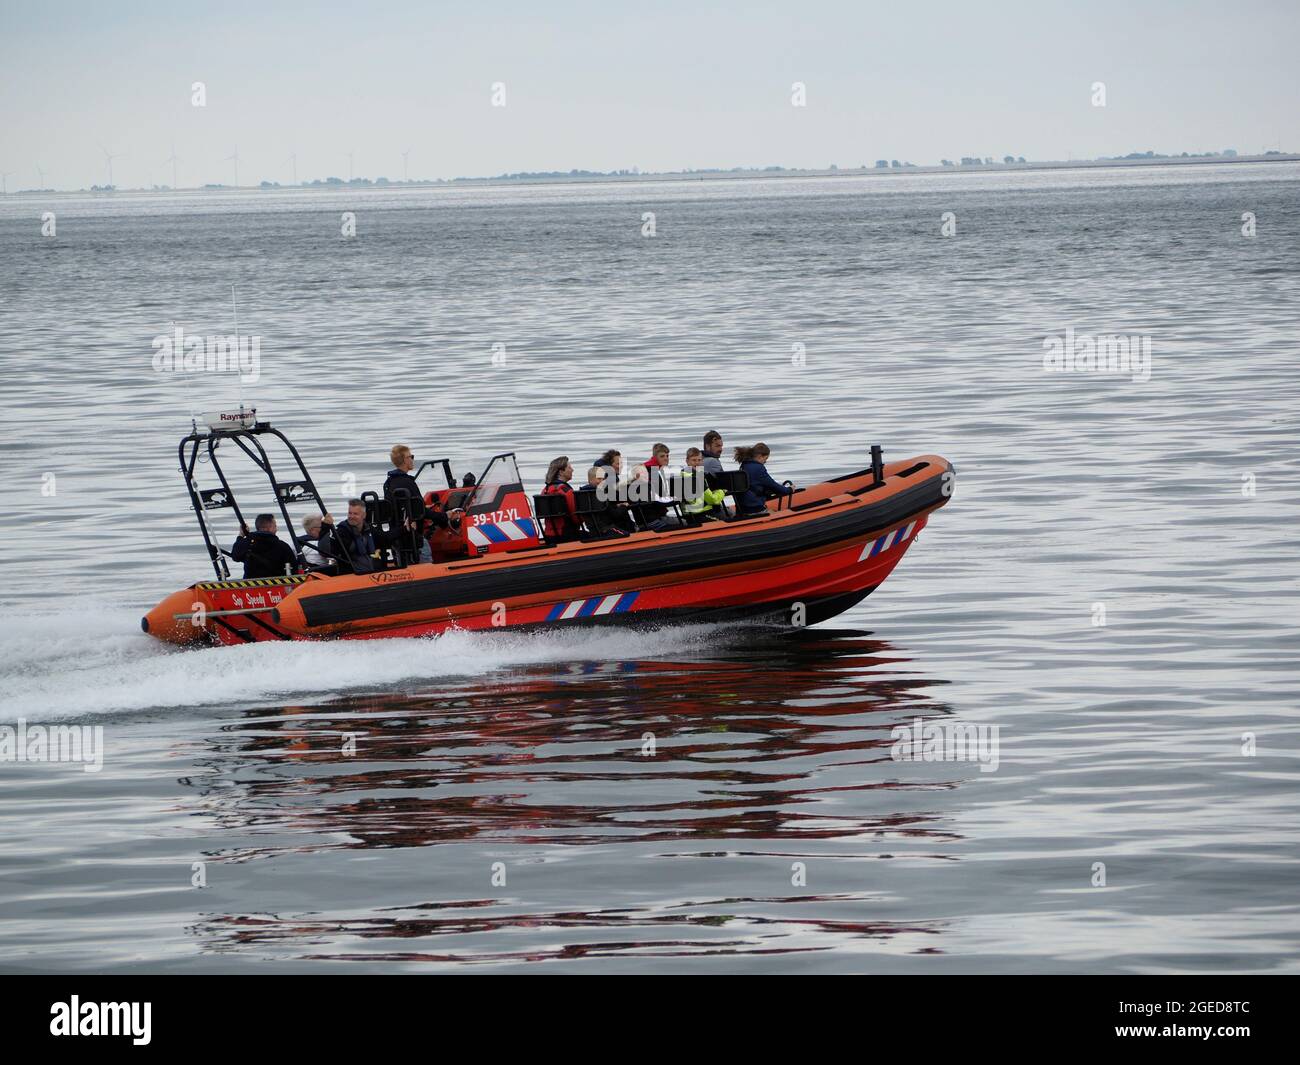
2, 0, 1297, 190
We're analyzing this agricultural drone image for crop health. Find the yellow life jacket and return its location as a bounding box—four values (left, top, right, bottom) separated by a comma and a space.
682, 470, 726, 513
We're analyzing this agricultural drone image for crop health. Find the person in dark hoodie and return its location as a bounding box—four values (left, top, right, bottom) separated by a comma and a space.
230, 513, 298, 578
733, 443, 794, 517
592, 449, 623, 480
384, 444, 463, 566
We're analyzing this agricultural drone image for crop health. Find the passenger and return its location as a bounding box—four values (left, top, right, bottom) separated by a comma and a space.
649, 464, 686, 529
681, 448, 727, 522
734, 443, 794, 518
701, 430, 725, 475
577, 467, 631, 538
582, 465, 635, 534
593, 449, 624, 482
644, 443, 670, 469
461, 472, 477, 488
628, 464, 682, 531
541, 456, 580, 542
300, 514, 334, 571
329, 498, 391, 574
638, 444, 678, 504
230, 513, 298, 579
384, 444, 462, 566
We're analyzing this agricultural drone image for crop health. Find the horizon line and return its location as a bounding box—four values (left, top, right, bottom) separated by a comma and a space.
6, 150, 1299, 196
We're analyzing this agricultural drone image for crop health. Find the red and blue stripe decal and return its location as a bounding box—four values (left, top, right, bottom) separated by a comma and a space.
859, 520, 918, 561
467, 518, 537, 549
546, 591, 640, 622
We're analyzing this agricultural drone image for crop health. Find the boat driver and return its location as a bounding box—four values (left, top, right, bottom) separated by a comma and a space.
384, 445, 464, 566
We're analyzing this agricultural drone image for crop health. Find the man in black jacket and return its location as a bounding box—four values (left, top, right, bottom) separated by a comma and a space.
323, 499, 392, 574
230, 513, 297, 578
384, 445, 464, 566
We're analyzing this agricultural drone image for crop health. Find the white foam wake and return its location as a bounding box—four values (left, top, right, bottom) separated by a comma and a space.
0, 605, 721, 721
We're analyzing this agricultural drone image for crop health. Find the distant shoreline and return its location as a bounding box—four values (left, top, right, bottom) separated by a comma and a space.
11, 153, 1299, 197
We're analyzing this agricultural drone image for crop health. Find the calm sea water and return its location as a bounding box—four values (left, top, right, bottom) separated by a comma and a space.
0, 163, 1297, 973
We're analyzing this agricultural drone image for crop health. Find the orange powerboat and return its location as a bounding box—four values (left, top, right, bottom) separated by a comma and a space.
143, 410, 954, 645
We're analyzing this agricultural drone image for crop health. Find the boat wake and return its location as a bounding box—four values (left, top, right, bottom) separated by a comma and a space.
0, 605, 728, 722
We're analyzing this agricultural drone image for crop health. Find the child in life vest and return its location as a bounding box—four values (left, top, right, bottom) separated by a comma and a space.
681, 448, 727, 521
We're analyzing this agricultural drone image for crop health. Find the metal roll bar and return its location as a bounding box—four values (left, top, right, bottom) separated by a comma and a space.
178, 415, 330, 580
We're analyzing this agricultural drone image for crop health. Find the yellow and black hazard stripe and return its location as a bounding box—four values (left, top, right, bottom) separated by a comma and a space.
197, 575, 310, 591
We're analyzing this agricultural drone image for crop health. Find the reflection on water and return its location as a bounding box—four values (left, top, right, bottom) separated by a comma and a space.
206, 904, 943, 966
183, 631, 966, 965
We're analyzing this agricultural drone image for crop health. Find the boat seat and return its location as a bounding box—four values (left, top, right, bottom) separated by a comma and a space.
532, 493, 570, 518
572, 488, 633, 538
360, 491, 413, 567
706, 470, 749, 496
532, 493, 581, 543
361, 491, 394, 528
571, 489, 607, 516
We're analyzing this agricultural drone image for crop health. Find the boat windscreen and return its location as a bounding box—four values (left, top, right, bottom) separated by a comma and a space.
472, 454, 523, 502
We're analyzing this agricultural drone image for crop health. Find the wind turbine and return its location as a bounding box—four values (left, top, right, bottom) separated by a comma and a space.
99, 144, 123, 188
163, 142, 180, 189
226, 145, 240, 189
0, 172, 11, 195
402, 147, 412, 182
346, 150, 354, 182
36, 165, 46, 189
